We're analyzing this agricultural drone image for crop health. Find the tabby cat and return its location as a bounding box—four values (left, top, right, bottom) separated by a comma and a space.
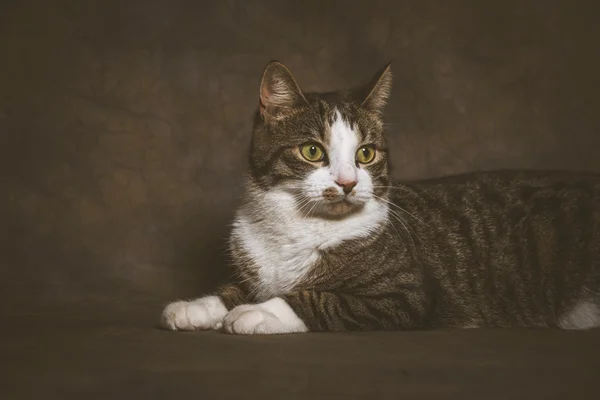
160, 61, 600, 334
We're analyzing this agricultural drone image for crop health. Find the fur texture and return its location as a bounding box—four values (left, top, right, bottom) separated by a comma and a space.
160, 61, 600, 334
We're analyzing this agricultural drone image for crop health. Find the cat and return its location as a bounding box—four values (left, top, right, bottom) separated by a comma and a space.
160, 61, 600, 334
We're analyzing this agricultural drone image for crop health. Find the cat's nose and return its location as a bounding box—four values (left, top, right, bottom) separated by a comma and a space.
335, 179, 357, 194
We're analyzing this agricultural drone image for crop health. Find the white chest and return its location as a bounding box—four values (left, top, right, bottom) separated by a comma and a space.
232, 191, 388, 301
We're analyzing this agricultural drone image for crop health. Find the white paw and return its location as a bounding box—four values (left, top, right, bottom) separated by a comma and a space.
223, 297, 308, 335
160, 296, 227, 331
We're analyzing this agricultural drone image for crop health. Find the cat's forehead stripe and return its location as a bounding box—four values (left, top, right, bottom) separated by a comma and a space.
328, 109, 360, 163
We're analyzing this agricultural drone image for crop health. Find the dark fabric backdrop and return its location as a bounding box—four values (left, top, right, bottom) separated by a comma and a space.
1, 0, 599, 317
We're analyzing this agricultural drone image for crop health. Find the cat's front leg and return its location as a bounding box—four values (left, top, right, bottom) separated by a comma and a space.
161, 296, 227, 331
223, 290, 425, 334
160, 284, 246, 331
222, 298, 309, 335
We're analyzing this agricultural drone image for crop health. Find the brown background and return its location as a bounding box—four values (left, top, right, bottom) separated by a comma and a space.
1, 0, 599, 318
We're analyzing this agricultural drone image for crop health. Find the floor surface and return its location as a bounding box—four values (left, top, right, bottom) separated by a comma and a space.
2, 311, 598, 399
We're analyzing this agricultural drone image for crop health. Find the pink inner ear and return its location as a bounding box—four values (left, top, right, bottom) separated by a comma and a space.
259, 98, 267, 116
260, 84, 270, 102
259, 85, 271, 117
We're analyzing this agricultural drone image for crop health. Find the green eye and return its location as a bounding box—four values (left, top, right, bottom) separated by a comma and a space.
356, 146, 376, 164
300, 143, 325, 162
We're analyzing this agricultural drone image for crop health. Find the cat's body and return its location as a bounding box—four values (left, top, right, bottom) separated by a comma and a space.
160, 62, 600, 334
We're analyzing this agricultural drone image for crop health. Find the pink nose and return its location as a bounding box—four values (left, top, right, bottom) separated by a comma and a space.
335, 179, 357, 194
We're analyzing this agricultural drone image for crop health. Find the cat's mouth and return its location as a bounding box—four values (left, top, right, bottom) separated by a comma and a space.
289, 188, 368, 217
317, 196, 366, 216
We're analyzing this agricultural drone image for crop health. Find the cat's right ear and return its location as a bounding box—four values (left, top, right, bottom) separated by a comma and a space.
259, 61, 307, 121
357, 62, 393, 115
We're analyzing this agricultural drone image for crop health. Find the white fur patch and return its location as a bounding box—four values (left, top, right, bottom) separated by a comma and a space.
329, 110, 359, 184
232, 109, 388, 301
559, 300, 600, 330
160, 296, 227, 331
233, 193, 387, 300
223, 297, 308, 335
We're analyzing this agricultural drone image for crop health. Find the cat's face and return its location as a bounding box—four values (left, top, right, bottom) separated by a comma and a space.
248, 62, 392, 217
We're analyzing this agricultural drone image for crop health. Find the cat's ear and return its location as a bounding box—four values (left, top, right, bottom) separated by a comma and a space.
259, 61, 307, 120
357, 62, 393, 114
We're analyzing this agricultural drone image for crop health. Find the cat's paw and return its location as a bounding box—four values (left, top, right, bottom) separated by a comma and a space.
160, 296, 227, 331
222, 298, 308, 335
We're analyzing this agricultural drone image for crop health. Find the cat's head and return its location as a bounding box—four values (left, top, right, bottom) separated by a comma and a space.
248, 61, 392, 218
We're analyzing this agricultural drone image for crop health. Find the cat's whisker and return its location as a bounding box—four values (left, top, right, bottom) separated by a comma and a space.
296, 197, 316, 219
387, 208, 420, 252
282, 185, 308, 192
374, 194, 426, 251
372, 194, 424, 225
258, 194, 309, 233
289, 191, 324, 220
383, 210, 404, 245
305, 198, 321, 218
372, 185, 422, 202
292, 193, 309, 205
373, 186, 424, 223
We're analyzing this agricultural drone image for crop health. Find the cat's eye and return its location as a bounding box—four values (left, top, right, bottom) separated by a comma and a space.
300, 143, 325, 162
356, 146, 376, 164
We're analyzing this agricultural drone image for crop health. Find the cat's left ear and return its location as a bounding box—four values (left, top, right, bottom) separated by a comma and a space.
259, 61, 308, 121
357, 62, 393, 114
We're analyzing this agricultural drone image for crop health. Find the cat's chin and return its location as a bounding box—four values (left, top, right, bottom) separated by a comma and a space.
314, 199, 366, 218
